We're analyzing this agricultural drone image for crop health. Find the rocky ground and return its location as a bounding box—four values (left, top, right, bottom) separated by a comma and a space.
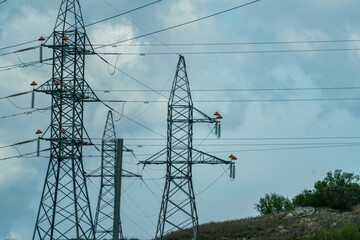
163, 206, 360, 240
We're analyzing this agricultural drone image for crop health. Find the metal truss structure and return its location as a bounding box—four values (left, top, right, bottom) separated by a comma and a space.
141, 55, 235, 240
33, 0, 97, 239
89, 111, 141, 240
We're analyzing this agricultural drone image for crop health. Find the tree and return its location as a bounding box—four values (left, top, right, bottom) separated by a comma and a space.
292, 170, 360, 211
255, 193, 292, 215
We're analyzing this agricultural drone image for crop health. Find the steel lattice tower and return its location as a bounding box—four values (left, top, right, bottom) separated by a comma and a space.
141, 55, 235, 240
94, 110, 122, 240
33, 0, 98, 239
89, 111, 141, 240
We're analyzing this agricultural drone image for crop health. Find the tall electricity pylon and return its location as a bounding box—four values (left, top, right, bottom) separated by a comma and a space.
141, 55, 235, 240
89, 111, 141, 240
33, 0, 97, 239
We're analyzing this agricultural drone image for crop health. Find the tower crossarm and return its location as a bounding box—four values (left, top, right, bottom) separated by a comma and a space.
139, 148, 234, 165
192, 149, 233, 165
192, 107, 218, 123
139, 148, 167, 165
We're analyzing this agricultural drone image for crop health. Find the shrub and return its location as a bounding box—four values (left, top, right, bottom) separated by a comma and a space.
292, 170, 360, 211
255, 192, 292, 215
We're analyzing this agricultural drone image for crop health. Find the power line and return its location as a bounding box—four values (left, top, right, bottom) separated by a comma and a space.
0, 106, 50, 120
96, 47, 360, 55
0, 58, 52, 72
0, 45, 39, 58
94, 0, 261, 49
99, 0, 179, 55
99, 39, 360, 47
96, 97, 360, 103
95, 53, 167, 98
0, 91, 31, 100
0, 0, 8, 5
123, 142, 360, 147
98, 97, 166, 138
94, 86, 360, 92
0, 148, 50, 162
0, 39, 39, 52
94, 136, 360, 141
84, 0, 161, 27
0, 1, 161, 52
0, 139, 37, 149
131, 143, 360, 157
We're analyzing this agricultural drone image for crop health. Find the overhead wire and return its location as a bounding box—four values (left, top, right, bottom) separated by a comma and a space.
0, 106, 51, 120
93, 86, 360, 92
101, 39, 360, 47
95, 47, 360, 55
93, 0, 261, 49
0, 0, 162, 52
0, 58, 52, 72
84, 0, 161, 28
0, 148, 50, 161
0, 139, 36, 149
100, 0, 179, 55
91, 97, 360, 103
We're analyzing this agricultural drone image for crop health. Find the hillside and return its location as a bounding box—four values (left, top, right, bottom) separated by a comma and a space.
163, 206, 360, 240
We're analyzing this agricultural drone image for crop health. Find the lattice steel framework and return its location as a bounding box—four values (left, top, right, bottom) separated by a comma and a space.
33, 0, 97, 239
89, 111, 141, 240
94, 110, 122, 240
141, 55, 235, 240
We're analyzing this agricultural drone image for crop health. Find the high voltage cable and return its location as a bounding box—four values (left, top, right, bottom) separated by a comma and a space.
96, 48, 360, 55
0, 139, 37, 149
98, 97, 360, 103
209, 143, 360, 153
0, 86, 360, 102
89, 136, 360, 141
97, 97, 166, 138
0, 106, 50, 119
0, 46, 39, 58
95, 53, 167, 98
94, 86, 360, 92
84, 0, 161, 27
0, 91, 31, 100
123, 142, 360, 147
99, 0, 179, 55
128, 143, 360, 157
1, 142, 359, 162
0, 58, 52, 72
0, 1, 162, 52
3, 38, 359, 57
0, 0, 8, 5
0, 148, 50, 161
93, 0, 261, 49
97, 39, 360, 47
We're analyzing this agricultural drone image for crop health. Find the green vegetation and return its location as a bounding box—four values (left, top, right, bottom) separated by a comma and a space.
256, 170, 360, 215
293, 170, 360, 211
276, 224, 360, 240
255, 192, 293, 215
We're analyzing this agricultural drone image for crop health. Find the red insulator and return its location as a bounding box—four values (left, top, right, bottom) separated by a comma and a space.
62, 36, 69, 41
38, 36, 45, 41
60, 129, 66, 134
30, 81, 37, 86
36, 129, 42, 134
214, 111, 220, 115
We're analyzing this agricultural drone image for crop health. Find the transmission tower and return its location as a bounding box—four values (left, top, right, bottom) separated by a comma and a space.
88, 111, 141, 240
33, 0, 98, 239
141, 55, 236, 240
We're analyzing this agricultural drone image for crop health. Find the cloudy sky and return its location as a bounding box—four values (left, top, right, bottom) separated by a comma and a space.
1, 0, 360, 239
